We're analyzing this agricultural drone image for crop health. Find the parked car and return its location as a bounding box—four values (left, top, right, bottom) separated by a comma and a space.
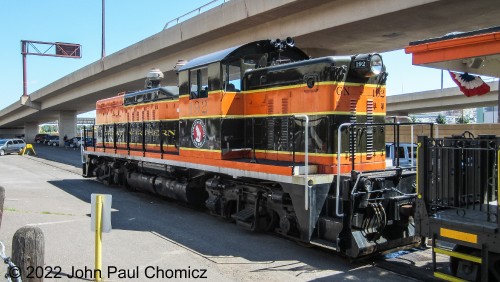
385, 143, 417, 167
35, 134, 50, 143
43, 135, 55, 144
84, 137, 96, 147
0, 138, 26, 156
66, 137, 82, 148
46, 136, 60, 146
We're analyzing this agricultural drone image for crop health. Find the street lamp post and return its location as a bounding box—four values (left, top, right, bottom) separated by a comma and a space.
102, 0, 106, 59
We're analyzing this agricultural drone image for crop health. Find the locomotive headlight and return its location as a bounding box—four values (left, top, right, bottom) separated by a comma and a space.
369, 54, 383, 75
352, 53, 384, 77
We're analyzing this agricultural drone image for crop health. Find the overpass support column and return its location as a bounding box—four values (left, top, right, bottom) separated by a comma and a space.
58, 111, 77, 146
24, 122, 39, 144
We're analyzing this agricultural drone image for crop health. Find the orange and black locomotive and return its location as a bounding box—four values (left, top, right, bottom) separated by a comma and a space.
83, 39, 419, 258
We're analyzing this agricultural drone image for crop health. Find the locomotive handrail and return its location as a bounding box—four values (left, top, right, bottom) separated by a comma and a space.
294, 114, 310, 211
80, 127, 85, 164
336, 121, 435, 217
336, 123, 350, 217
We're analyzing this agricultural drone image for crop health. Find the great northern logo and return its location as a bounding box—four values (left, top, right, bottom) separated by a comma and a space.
191, 119, 207, 148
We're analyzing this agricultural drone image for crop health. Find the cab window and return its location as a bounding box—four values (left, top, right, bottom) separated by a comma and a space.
135, 95, 144, 103
190, 67, 209, 99
223, 62, 241, 92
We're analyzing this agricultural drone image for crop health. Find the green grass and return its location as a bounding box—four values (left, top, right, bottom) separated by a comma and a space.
40, 211, 75, 216
4, 207, 18, 212
4, 207, 75, 216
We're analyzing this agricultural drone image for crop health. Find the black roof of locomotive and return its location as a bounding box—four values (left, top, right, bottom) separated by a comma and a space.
177, 40, 309, 71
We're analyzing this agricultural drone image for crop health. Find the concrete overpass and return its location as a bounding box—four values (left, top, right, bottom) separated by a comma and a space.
387, 81, 500, 115
0, 118, 95, 139
1, 0, 500, 143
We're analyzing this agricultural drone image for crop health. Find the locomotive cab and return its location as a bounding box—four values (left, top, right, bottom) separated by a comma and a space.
176, 40, 309, 160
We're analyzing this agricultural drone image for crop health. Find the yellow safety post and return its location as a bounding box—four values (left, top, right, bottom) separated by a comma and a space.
19, 144, 36, 156
95, 195, 103, 282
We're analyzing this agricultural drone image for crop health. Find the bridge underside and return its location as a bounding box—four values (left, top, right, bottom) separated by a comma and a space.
1, 0, 500, 129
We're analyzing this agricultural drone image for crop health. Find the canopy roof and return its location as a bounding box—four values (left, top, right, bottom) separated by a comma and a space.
405, 26, 500, 77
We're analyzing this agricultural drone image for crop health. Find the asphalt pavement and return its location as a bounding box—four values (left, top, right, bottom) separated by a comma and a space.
0, 144, 441, 281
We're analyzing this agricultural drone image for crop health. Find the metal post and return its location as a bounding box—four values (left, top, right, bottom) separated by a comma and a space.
497, 79, 500, 123
251, 118, 256, 163
411, 124, 414, 168
126, 123, 130, 152
142, 122, 146, 155
336, 123, 350, 217
294, 114, 309, 210
440, 70, 443, 90
95, 195, 103, 282
101, 0, 106, 59
21, 41, 28, 96
159, 122, 164, 156
20, 40, 81, 100
113, 123, 117, 150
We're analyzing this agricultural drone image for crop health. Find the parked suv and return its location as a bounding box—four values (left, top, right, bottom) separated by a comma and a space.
43, 135, 56, 144
386, 143, 417, 167
0, 138, 26, 156
35, 134, 50, 143
65, 137, 82, 148
47, 136, 60, 146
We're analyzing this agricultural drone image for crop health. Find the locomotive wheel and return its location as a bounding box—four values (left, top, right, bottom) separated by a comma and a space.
262, 210, 279, 232
222, 200, 236, 221
123, 171, 136, 192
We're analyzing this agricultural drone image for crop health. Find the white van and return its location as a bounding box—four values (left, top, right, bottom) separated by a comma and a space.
386, 143, 417, 167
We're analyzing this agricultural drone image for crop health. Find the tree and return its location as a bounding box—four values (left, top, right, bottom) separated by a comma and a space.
456, 115, 471, 124
436, 114, 446, 124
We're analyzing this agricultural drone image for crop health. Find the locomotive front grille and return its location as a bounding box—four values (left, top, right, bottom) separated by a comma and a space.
267, 118, 275, 150
349, 99, 357, 160
366, 99, 374, 158
280, 117, 289, 151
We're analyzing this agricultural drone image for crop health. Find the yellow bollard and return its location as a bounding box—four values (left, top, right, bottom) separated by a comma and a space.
19, 144, 36, 156
95, 195, 103, 281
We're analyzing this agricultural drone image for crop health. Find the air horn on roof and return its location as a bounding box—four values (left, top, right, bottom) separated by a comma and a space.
271, 37, 295, 51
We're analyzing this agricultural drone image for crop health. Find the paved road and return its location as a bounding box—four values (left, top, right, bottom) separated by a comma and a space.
31, 143, 83, 168
0, 145, 443, 281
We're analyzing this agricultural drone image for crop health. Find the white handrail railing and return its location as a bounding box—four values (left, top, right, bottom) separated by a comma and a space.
163, 0, 232, 30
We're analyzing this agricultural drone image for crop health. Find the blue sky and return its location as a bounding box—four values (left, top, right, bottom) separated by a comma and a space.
0, 0, 464, 116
